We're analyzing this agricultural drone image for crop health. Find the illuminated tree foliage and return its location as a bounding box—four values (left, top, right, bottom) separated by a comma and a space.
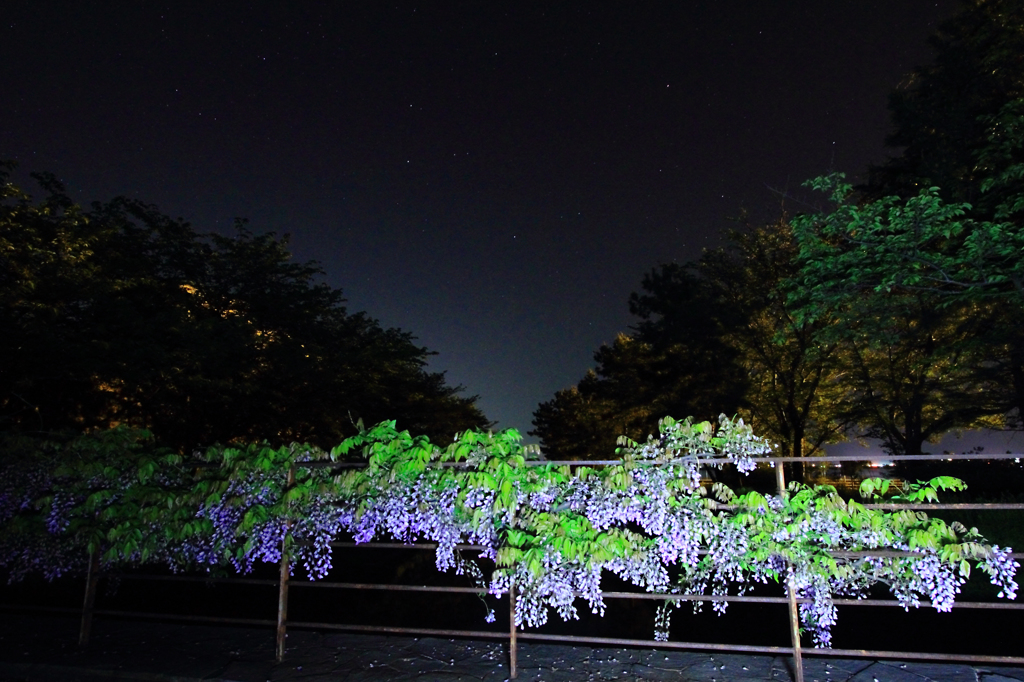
695, 220, 850, 468
0, 164, 489, 450
787, 0, 1024, 443
533, 220, 849, 471
851, 0, 1024, 309
790, 174, 1021, 446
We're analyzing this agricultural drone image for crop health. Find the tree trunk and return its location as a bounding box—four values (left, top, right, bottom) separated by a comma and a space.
787, 427, 805, 484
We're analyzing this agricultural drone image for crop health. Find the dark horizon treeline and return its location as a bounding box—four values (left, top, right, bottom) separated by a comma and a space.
0, 165, 490, 452
531, 0, 1024, 462
530, 215, 1016, 461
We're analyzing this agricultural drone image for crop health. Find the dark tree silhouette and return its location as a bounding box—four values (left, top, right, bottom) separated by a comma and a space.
0, 164, 489, 451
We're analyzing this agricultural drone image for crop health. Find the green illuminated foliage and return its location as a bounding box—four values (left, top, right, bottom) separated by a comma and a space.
2, 419, 1017, 648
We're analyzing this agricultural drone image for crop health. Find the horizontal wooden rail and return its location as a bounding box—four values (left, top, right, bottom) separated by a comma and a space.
197, 451, 1024, 471
89, 573, 1024, 610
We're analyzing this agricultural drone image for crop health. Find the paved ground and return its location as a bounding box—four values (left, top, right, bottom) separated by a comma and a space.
1, 612, 1022, 682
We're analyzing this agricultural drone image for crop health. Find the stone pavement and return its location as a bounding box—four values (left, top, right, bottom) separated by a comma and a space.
1, 613, 1022, 682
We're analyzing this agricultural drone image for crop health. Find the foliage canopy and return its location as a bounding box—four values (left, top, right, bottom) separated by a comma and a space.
1, 421, 1017, 649
0, 164, 489, 450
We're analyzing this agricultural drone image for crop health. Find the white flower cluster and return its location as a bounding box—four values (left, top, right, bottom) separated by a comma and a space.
983, 546, 1020, 600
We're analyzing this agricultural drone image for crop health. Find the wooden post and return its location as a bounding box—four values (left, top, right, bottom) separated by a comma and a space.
786, 567, 804, 682
776, 463, 804, 682
276, 542, 290, 663
276, 466, 295, 663
79, 548, 100, 647
508, 582, 518, 679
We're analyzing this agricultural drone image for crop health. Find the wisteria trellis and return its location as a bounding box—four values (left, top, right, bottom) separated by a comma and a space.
0, 417, 1018, 647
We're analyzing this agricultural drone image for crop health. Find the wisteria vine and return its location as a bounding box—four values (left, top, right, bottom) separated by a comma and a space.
0, 417, 1018, 648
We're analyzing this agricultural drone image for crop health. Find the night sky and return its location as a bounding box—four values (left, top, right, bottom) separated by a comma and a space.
2, 2, 971, 442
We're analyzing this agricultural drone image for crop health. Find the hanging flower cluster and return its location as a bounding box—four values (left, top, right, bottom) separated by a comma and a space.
0, 417, 1018, 649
